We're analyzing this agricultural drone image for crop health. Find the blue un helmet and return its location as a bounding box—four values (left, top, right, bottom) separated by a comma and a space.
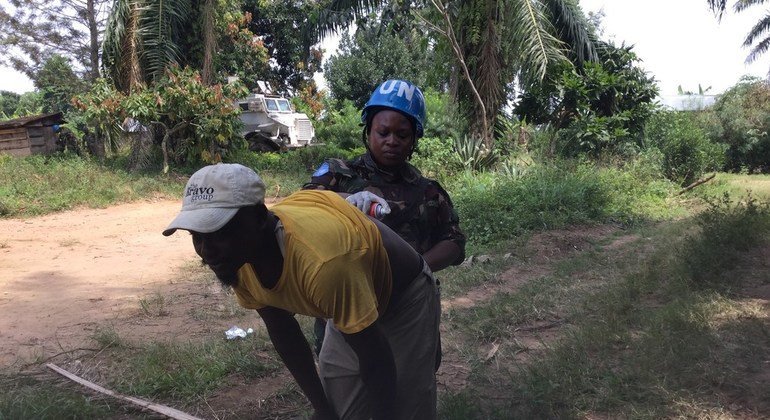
361, 80, 426, 138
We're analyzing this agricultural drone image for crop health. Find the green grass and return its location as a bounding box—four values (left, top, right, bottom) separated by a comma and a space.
438, 194, 770, 419
452, 160, 683, 246
0, 151, 329, 218
0, 375, 119, 419
0, 154, 183, 217
138, 291, 171, 317
90, 325, 128, 349
708, 172, 770, 200
108, 337, 280, 401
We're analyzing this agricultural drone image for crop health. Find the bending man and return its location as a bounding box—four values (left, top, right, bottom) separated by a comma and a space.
163, 163, 440, 420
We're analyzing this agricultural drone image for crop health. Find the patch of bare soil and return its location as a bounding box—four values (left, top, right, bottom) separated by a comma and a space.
0, 199, 201, 368
437, 224, 637, 393
442, 224, 626, 311
1, 199, 302, 418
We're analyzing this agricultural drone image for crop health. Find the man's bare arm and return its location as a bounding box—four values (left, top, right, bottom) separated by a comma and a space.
422, 240, 461, 272
257, 306, 336, 419
342, 321, 397, 420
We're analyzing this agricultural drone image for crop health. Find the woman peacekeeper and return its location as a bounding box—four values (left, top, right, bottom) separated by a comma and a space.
303, 79, 467, 357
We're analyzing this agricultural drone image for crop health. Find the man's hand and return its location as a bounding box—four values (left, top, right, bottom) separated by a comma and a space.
345, 191, 391, 216
257, 307, 335, 417
343, 322, 396, 420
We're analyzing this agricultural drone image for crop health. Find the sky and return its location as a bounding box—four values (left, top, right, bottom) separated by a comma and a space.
1, 0, 768, 97
578, 0, 769, 96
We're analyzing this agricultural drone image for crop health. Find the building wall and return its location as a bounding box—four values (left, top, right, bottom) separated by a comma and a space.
0, 127, 32, 156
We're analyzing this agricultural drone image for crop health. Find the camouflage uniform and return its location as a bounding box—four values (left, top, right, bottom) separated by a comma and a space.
303, 152, 466, 261
304, 152, 465, 365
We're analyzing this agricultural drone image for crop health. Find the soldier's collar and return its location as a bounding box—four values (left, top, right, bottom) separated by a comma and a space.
363, 153, 420, 184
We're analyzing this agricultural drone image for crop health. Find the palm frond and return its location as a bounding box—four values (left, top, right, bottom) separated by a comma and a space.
707, 0, 729, 20
734, 0, 768, 13
543, 0, 599, 64
506, 0, 568, 84
101, 0, 130, 85
746, 32, 770, 64
317, 0, 387, 37
742, 12, 770, 47
136, 0, 191, 82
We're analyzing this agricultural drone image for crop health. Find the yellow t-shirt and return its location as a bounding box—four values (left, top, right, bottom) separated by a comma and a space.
233, 190, 392, 334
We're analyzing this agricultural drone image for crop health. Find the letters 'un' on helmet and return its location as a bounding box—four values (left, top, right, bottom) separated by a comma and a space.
362, 80, 425, 138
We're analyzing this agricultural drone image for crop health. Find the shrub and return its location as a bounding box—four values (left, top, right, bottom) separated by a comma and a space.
411, 136, 462, 182
681, 193, 770, 287
454, 162, 610, 245
230, 144, 362, 174
515, 43, 658, 158
314, 100, 363, 149
710, 77, 770, 173
423, 89, 462, 140
644, 110, 725, 186
72, 68, 247, 171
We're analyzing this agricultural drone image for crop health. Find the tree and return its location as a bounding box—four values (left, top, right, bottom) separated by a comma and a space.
102, 0, 196, 92
0, 0, 110, 80
318, 0, 598, 145
324, 17, 434, 108
34, 54, 86, 114
710, 76, 770, 172
14, 91, 45, 118
514, 42, 658, 157
102, 0, 260, 92
0, 91, 21, 120
707, 0, 770, 68
72, 67, 247, 172
214, 8, 271, 91
241, 0, 323, 94
442, 0, 598, 144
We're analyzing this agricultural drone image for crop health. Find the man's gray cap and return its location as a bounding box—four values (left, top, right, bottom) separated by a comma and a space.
163, 163, 265, 236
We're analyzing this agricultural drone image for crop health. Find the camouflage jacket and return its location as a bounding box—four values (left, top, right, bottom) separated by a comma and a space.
303, 153, 466, 265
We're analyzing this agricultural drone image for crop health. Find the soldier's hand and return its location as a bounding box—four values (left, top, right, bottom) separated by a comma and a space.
345, 191, 391, 215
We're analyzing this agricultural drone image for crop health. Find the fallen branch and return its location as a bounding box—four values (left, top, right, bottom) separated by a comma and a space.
678, 173, 716, 195
46, 363, 202, 420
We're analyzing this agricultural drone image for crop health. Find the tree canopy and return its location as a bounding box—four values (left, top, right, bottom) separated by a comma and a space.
0, 0, 110, 80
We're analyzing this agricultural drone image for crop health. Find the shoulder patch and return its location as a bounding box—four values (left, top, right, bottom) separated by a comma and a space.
312, 162, 330, 177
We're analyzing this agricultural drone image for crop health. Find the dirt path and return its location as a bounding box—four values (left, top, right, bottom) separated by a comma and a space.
0, 199, 198, 367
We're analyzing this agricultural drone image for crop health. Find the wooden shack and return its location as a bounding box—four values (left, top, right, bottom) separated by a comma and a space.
0, 112, 64, 157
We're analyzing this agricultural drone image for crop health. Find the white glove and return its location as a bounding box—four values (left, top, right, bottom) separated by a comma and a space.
345, 191, 391, 216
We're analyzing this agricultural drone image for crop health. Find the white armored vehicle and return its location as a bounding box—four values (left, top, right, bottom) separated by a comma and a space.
236, 81, 316, 152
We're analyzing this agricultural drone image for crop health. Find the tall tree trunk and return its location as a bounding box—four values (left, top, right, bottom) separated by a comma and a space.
86, 0, 100, 80
125, 3, 143, 92
476, 0, 503, 146
201, 0, 216, 85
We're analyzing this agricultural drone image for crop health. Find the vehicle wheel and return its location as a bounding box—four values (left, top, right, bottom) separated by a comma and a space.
247, 133, 280, 152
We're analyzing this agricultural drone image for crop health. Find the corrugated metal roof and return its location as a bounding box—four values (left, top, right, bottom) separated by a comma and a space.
0, 112, 64, 129
658, 95, 718, 111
